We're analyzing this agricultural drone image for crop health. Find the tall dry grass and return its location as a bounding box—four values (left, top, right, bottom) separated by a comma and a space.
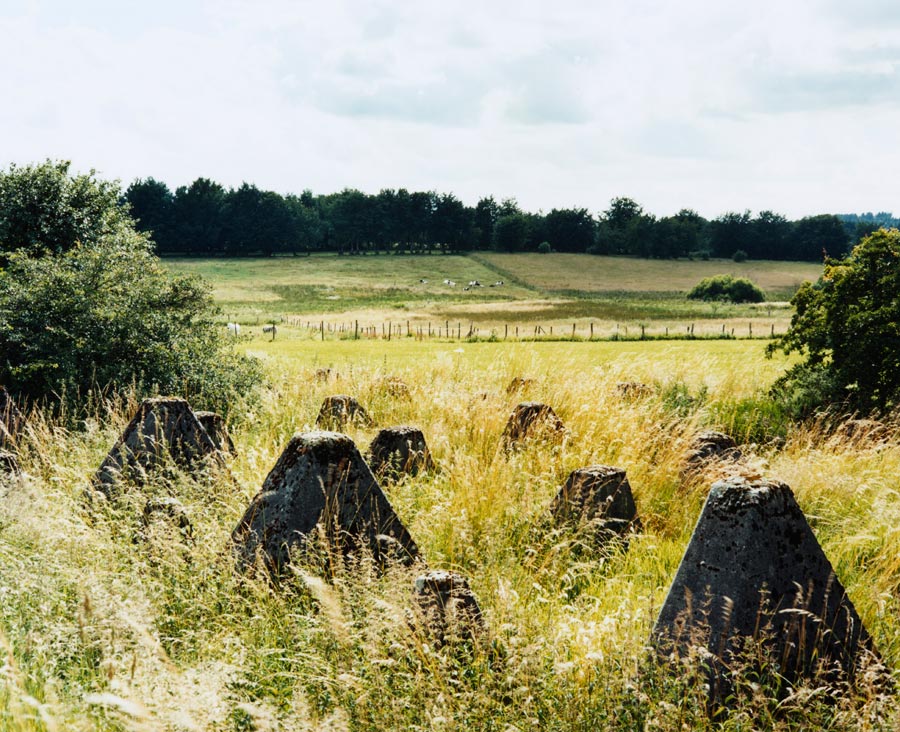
0, 343, 897, 730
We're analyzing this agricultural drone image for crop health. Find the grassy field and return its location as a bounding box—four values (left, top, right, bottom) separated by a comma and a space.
474, 253, 823, 298
166, 254, 818, 336
2, 337, 899, 730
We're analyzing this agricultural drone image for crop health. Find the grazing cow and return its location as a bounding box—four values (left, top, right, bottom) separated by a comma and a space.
490, 280, 504, 287
262, 324, 277, 340
468, 280, 481, 287
226, 322, 241, 336
463, 286, 471, 291
419, 278, 428, 284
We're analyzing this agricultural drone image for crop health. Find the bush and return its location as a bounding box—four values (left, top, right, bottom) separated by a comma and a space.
732, 249, 748, 262
537, 241, 551, 254
768, 228, 900, 416
0, 239, 261, 415
687, 274, 765, 303
0, 161, 262, 415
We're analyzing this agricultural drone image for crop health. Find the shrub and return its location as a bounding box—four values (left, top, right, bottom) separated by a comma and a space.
0, 235, 261, 417
768, 228, 900, 416
537, 241, 551, 254
687, 274, 765, 303
732, 249, 748, 262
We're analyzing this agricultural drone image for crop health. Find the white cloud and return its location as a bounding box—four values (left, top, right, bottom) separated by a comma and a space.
1, 0, 898, 218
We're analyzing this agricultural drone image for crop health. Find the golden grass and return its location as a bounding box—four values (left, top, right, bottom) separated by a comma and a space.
0, 339, 897, 729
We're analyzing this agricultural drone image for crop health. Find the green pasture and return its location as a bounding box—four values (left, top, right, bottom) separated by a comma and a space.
166, 254, 816, 333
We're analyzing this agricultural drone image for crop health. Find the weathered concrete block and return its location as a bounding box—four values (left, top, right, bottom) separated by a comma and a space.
368, 426, 434, 480
316, 395, 372, 429
653, 478, 875, 686
682, 430, 742, 475
195, 411, 235, 453
412, 570, 484, 644
502, 402, 565, 449
93, 397, 224, 494
549, 466, 641, 545
232, 431, 419, 574
615, 381, 653, 399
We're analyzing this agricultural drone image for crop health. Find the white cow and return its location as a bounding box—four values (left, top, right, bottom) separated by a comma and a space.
226, 322, 241, 336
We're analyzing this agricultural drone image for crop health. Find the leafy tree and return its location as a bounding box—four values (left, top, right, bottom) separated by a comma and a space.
708, 211, 753, 258
125, 178, 176, 254
597, 197, 647, 255
474, 196, 499, 250
652, 215, 700, 258
543, 208, 596, 253
284, 193, 323, 253
220, 184, 294, 256
789, 215, 849, 261
768, 229, 900, 416
172, 178, 226, 255
493, 213, 530, 252
0, 160, 135, 257
431, 193, 474, 252
687, 274, 765, 303
751, 211, 791, 260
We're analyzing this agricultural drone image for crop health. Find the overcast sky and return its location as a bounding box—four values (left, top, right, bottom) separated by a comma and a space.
2, 0, 899, 218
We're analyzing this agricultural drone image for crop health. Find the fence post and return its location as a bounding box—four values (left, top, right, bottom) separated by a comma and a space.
572, 323, 576, 339
590, 322, 593, 339
321, 321, 324, 341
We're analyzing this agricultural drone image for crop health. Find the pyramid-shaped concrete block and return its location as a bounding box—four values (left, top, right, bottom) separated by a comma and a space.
412, 570, 484, 644
653, 478, 874, 682
232, 431, 419, 574
682, 430, 742, 476
195, 411, 235, 453
316, 395, 372, 430
549, 466, 641, 544
502, 402, 565, 449
93, 397, 224, 494
368, 426, 434, 480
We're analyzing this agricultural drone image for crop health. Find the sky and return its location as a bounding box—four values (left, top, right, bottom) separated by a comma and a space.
1, 0, 899, 218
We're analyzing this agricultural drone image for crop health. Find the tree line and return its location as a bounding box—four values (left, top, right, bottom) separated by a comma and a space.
118, 177, 895, 261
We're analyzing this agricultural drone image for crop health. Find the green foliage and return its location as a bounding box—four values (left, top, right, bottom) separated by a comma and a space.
0, 160, 136, 257
768, 228, 900, 415
686, 274, 765, 303
732, 248, 748, 262
0, 239, 262, 415
492, 213, 530, 252
537, 241, 551, 254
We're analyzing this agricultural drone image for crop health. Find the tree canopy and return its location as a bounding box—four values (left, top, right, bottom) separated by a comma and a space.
768, 228, 900, 416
